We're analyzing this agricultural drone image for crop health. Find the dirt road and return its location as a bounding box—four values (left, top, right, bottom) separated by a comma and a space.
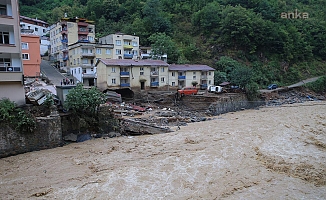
0, 101, 325, 199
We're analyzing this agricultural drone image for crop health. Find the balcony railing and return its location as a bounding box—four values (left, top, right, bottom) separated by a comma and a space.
81, 64, 94, 68
78, 39, 90, 43
0, 66, 21, 72
78, 21, 89, 27
150, 82, 159, 87
150, 71, 159, 76
81, 53, 95, 57
120, 83, 130, 87
141, 53, 150, 59
82, 73, 96, 78
120, 71, 130, 76
61, 39, 68, 43
123, 54, 133, 59
123, 45, 133, 49
63, 56, 69, 61
178, 75, 186, 80
201, 75, 208, 80
78, 30, 89, 35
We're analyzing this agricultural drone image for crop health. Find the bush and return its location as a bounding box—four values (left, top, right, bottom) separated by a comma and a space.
305, 76, 326, 93
0, 98, 36, 133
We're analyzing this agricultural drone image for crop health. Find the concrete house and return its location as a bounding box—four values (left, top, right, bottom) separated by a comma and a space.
96, 59, 169, 91
99, 33, 139, 60
0, 0, 25, 105
168, 64, 215, 88
49, 16, 95, 70
68, 41, 113, 87
21, 33, 41, 77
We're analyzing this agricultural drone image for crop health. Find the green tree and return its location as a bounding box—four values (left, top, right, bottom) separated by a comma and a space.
148, 33, 180, 64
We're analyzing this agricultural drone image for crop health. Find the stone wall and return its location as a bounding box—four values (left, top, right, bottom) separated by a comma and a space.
180, 93, 265, 115
0, 115, 62, 158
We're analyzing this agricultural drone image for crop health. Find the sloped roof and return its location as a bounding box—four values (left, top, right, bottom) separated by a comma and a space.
98, 59, 169, 66
169, 64, 215, 71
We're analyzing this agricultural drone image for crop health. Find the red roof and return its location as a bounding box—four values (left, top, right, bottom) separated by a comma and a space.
98, 59, 169, 66
169, 64, 215, 71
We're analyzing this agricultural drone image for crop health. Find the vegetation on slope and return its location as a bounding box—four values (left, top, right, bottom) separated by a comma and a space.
19, 0, 326, 89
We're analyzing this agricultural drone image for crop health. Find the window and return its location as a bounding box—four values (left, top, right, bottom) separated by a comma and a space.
172, 82, 175, 86
132, 50, 138, 55
112, 67, 116, 72
82, 58, 88, 64
132, 41, 138, 47
172, 72, 175, 76
209, 80, 211, 84
43, 29, 46, 33
161, 77, 165, 82
88, 36, 94, 42
22, 42, 28, 49
116, 49, 121, 55
209, 72, 212, 75
106, 49, 111, 54
161, 67, 165, 72
82, 48, 88, 53
0, 32, 9, 44
35, 27, 38, 31
140, 72, 144, 75
112, 78, 116, 84
73, 59, 76, 65
22, 53, 29, 60
77, 58, 80, 64
193, 72, 196, 75
140, 67, 144, 71
0, 4, 6, 15
96, 48, 101, 54
78, 68, 81, 74
116, 40, 121, 46
124, 40, 131, 45
193, 76, 196, 80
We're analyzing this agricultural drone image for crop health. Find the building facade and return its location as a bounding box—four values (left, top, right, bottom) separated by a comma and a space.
49, 17, 95, 70
168, 64, 215, 89
21, 33, 41, 77
96, 59, 169, 91
68, 42, 113, 86
99, 33, 139, 60
0, 0, 25, 105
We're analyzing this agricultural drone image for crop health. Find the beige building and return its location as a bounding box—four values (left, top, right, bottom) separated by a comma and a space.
0, 0, 25, 105
96, 59, 169, 91
99, 33, 139, 60
168, 64, 215, 89
49, 17, 95, 69
68, 42, 113, 87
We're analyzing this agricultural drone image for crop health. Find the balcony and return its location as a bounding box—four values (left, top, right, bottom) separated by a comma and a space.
123, 53, 133, 59
78, 21, 89, 27
61, 39, 68, 43
82, 73, 96, 78
61, 29, 67, 34
63, 56, 69, 61
120, 71, 130, 76
0, 66, 21, 72
81, 52, 95, 58
150, 71, 159, 76
81, 64, 94, 68
150, 82, 159, 87
78, 39, 90, 43
123, 45, 133, 49
201, 75, 208, 80
62, 47, 68, 52
178, 75, 186, 80
120, 83, 130, 87
78, 30, 89, 35
141, 53, 150, 59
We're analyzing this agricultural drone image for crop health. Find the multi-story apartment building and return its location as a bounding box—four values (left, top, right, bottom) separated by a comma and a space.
20, 15, 48, 36
68, 41, 113, 86
99, 33, 139, 60
96, 59, 169, 91
49, 16, 95, 69
168, 64, 215, 88
0, 0, 25, 105
21, 33, 41, 77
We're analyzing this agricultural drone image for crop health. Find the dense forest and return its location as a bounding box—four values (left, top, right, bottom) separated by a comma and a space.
19, 0, 326, 92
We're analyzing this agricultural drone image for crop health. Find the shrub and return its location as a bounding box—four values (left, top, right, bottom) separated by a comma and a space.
0, 98, 36, 133
305, 76, 326, 93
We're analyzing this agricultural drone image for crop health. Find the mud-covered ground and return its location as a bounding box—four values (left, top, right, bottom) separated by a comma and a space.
0, 101, 325, 199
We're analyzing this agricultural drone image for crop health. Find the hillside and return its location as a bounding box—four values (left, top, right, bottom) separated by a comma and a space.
19, 0, 326, 89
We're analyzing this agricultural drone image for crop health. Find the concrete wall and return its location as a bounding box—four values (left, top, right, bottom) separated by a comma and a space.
0, 115, 62, 158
